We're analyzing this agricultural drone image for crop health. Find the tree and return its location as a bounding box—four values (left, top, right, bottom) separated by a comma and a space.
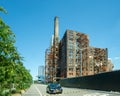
0, 6, 7, 14
0, 6, 32, 95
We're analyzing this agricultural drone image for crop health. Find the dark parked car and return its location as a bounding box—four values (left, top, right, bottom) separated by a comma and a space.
46, 83, 63, 94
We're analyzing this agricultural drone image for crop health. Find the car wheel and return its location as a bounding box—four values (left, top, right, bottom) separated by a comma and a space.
46, 88, 49, 93
60, 90, 62, 94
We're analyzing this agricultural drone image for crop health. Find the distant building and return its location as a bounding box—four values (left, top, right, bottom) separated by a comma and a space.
59, 30, 89, 78
59, 30, 108, 78
45, 48, 53, 82
88, 47, 108, 74
45, 16, 59, 82
38, 65, 45, 81
45, 17, 113, 82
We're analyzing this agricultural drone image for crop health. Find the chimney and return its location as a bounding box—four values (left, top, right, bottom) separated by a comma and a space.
54, 16, 59, 43
50, 34, 54, 48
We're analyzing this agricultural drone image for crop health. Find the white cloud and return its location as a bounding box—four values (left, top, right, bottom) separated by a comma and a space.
114, 56, 120, 60
108, 58, 112, 60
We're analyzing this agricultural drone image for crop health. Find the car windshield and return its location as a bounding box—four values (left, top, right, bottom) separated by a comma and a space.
49, 83, 60, 88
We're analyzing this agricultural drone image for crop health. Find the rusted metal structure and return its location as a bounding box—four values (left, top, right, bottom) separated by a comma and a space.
45, 17, 59, 82
59, 30, 90, 78
59, 30, 109, 78
88, 47, 108, 75
45, 17, 112, 82
45, 48, 52, 82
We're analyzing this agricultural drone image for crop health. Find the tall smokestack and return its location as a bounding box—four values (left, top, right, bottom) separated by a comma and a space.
54, 16, 59, 43
50, 34, 54, 48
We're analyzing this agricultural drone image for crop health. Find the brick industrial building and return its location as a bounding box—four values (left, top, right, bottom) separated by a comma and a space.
45, 17, 113, 82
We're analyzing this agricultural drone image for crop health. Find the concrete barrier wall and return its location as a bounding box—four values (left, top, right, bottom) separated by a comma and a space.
60, 70, 120, 92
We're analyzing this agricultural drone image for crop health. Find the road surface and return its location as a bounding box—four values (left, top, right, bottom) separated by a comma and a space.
22, 84, 120, 96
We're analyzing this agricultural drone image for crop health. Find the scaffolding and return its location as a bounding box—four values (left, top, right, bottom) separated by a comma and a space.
45, 17, 111, 81
45, 47, 54, 82
76, 32, 89, 76
93, 48, 108, 74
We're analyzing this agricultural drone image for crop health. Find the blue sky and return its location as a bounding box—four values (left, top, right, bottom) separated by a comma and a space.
1, 0, 120, 79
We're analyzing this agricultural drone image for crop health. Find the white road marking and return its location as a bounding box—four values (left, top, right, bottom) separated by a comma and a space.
83, 93, 109, 96
34, 84, 42, 96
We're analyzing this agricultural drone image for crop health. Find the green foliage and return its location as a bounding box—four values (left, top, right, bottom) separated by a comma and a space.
0, 6, 7, 14
0, 6, 33, 95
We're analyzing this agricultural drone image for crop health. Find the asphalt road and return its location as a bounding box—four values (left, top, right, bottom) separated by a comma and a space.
22, 84, 120, 96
